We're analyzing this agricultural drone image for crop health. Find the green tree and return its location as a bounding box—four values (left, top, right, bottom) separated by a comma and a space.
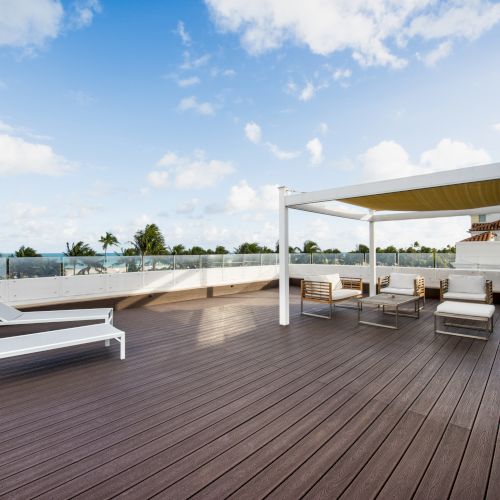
234, 242, 261, 254
214, 245, 229, 254
98, 232, 119, 260
302, 240, 321, 253
132, 223, 167, 270
170, 244, 187, 255
355, 244, 369, 254
14, 246, 40, 257
322, 248, 341, 253
189, 246, 206, 255
64, 241, 97, 256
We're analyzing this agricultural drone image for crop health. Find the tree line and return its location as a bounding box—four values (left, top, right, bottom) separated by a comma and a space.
10, 225, 456, 259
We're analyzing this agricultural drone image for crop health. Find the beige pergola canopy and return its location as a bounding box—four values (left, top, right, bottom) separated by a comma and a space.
278, 162, 500, 325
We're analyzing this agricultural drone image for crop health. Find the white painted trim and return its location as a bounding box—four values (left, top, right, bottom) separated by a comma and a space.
372, 205, 500, 222
369, 212, 376, 296
279, 186, 290, 326
291, 203, 368, 220
285, 163, 500, 207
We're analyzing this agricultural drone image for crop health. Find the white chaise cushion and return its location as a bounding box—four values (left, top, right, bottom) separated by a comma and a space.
0, 302, 22, 322
390, 273, 418, 289
436, 301, 495, 318
447, 275, 485, 294
382, 286, 415, 296
332, 289, 361, 300
443, 292, 487, 302
303, 274, 343, 290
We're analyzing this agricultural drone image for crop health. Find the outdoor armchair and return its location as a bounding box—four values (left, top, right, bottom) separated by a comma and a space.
440, 275, 493, 304
377, 272, 425, 308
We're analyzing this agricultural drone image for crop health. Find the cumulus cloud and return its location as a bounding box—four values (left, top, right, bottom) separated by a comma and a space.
318, 122, 329, 136
206, 0, 500, 69
492, 123, 500, 133
148, 150, 234, 189
180, 52, 211, 70
266, 142, 300, 160
178, 96, 215, 115
306, 137, 324, 165
244, 121, 262, 144
226, 180, 278, 212
176, 198, 199, 214
418, 40, 453, 67
299, 81, 315, 101
333, 68, 352, 80
177, 76, 200, 87
360, 138, 491, 182
69, 0, 102, 29
176, 20, 191, 46
0, 133, 74, 176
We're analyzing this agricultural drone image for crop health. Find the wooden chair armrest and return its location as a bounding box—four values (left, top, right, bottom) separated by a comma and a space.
486, 280, 493, 304
414, 277, 425, 298
377, 275, 390, 294
301, 280, 332, 303
439, 278, 449, 302
340, 277, 363, 290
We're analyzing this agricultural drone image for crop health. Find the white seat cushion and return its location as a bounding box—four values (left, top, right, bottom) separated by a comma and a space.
303, 274, 342, 290
332, 289, 361, 300
448, 275, 485, 294
381, 287, 415, 296
0, 302, 22, 322
390, 273, 418, 289
443, 292, 487, 302
437, 301, 495, 318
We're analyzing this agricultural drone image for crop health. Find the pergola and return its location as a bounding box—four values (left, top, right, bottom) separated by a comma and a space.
279, 163, 500, 325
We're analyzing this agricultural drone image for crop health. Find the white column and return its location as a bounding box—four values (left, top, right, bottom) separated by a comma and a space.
369, 211, 376, 296
279, 186, 290, 325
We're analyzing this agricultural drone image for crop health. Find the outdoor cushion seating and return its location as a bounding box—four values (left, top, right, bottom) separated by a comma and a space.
301, 274, 363, 319
440, 275, 493, 304
434, 300, 495, 339
377, 272, 425, 308
0, 323, 125, 360
0, 301, 114, 326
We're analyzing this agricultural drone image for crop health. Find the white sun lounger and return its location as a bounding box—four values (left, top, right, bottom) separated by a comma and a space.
0, 302, 113, 326
0, 323, 125, 360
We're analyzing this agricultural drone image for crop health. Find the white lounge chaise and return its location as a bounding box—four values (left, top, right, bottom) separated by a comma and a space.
0, 323, 125, 360
0, 302, 113, 326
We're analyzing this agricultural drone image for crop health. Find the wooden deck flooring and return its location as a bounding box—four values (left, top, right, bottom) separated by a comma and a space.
0, 288, 498, 499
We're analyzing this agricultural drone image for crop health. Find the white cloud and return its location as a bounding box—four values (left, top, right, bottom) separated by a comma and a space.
0, 133, 74, 176
266, 142, 301, 160
176, 20, 191, 46
244, 121, 262, 144
492, 123, 500, 133
69, 0, 101, 29
418, 40, 453, 67
226, 180, 278, 212
318, 122, 329, 136
176, 198, 199, 214
178, 96, 215, 115
149, 150, 234, 190
0, 0, 63, 49
177, 76, 200, 87
360, 138, 491, 182
299, 81, 315, 101
180, 52, 211, 70
333, 68, 352, 80
206, 0, 500, 69
67, 89, 96, 105
223, 69, 236, 77
147, 170, 170, 189
306, 137, 324, 165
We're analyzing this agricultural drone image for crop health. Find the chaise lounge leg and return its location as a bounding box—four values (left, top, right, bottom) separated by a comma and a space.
105, 339, 110, 347
119, 334, 126, 360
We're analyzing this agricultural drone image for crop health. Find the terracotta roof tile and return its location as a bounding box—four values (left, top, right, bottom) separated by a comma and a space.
461, 231, 497, 242
470, 220, 500, 231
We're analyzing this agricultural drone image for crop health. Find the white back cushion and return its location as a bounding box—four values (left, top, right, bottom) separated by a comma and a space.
390, 273, 418, 289
448, 275, 485, 294
0, 302, 22, 321
303, 274, 343, 290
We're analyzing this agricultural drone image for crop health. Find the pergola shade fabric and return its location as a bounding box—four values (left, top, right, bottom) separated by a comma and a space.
340, 178, 500, 212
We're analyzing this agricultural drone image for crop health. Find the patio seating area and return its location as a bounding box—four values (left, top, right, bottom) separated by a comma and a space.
0, 288, 498, 499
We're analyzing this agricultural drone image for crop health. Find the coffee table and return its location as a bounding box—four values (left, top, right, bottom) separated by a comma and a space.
357, 293, 420, 330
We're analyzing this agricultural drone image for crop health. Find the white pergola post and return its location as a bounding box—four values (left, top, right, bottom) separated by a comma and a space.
369, 211, 376, 296
279, 186, 290, 326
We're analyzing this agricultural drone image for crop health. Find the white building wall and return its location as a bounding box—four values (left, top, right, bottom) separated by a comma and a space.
455, 241, 500, 268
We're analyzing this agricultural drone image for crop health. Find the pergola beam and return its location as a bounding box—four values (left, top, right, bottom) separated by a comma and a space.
292, 203, 368, 221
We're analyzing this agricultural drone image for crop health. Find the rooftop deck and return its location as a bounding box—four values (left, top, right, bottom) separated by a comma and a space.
0, 289, 498, 499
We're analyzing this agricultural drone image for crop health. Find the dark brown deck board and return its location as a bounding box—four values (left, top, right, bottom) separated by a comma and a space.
0, 288, 497, 500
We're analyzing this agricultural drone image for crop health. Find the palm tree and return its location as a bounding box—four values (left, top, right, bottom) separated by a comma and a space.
98, 232, 119, 261
302, 240, 321, 253
14, 246, 40, 257
170, 244, 187, 255
132, 223, 167, 270
64, 241, 97, 275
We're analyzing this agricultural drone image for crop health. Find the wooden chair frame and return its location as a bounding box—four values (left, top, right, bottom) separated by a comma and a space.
440, 278, 493, 304
301, 278, 363, 319
377, 275, 425, 309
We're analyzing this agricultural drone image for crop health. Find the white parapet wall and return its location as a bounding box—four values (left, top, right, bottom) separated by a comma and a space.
0, 265, 280, 307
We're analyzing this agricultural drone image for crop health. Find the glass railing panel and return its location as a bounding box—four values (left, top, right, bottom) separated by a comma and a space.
201, 254, 224, 268
261, 253, 278, 266
0, 257, 7, 279
174, 255, 201, 270
143, 255, 174, 271
242, 254, 261, 267
290, 253, 311, 264
9, 257, 62, 279
312, 253, 336, 264
63, 256, 107, 276
336, 253, 365, 265
222, 254, 244, 267
398, 253, 434, 268
435, 253, 456, 268
372, 253, 397, 266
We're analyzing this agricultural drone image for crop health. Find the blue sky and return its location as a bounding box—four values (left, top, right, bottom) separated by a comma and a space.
1, 0, 500, 253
